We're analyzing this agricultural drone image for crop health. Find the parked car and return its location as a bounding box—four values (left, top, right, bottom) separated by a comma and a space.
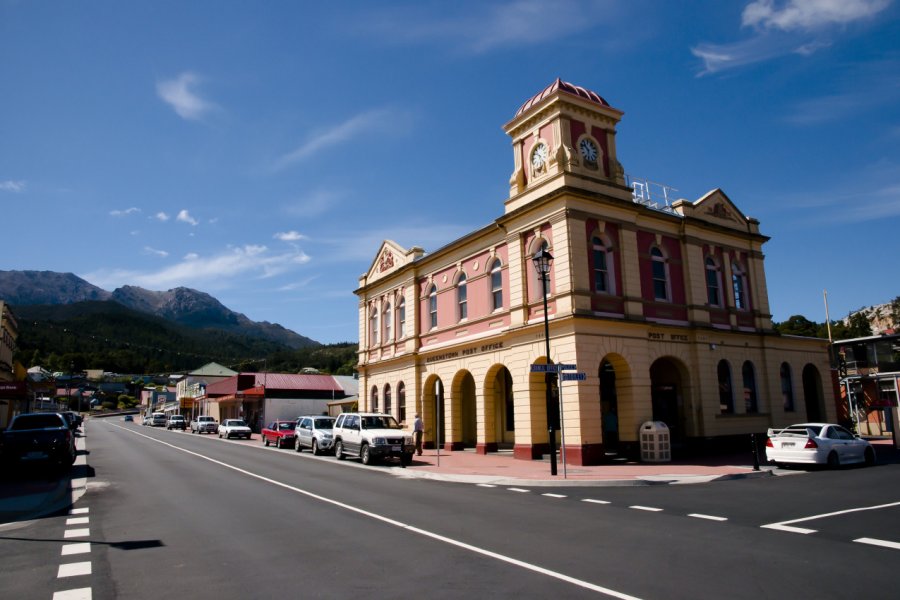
261, 420, 297, 449
123, 415, 134, 422
62, 411, 83, 429
166, 415, 186, 430
1, 412, 76, 469
766, 423, 876, 468
294, 416, 335, 455
142, 415, 152, 426
332, 412, 414, 466
151, 412, 167, 427
218, 419, 252, 440
190, 415, 218, 434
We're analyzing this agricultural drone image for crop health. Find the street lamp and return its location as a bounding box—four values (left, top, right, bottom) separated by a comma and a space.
532, 247, 558, 476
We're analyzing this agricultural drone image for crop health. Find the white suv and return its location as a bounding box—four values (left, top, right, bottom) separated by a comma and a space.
333, 412, 414, 466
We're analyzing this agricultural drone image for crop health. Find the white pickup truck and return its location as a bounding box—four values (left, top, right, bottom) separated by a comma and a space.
190, 415, 218, 435
218, 419, 252, 440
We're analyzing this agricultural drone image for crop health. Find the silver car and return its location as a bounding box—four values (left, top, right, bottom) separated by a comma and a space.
294, 416, 335, 455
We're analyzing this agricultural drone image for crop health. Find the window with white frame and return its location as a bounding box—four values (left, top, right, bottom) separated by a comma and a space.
718, 360, 734, 414
742, 361, 758, 413
732, 262, 747, 309
371, 386, 378, 412
490, 259, 503, 310
705, 257, 721, 306
384, 383, 392, 416
370, 308, 378, 346
592, 235, 612, 293
397, 298, 406, 338
457, 273, 467, 321
383, 302, 392, 342
429, 285, 438, 329
650, 246, 669, 301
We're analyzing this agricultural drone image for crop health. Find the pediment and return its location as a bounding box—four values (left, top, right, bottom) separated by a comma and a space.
684, 189, 751, 230
365, 240, 422, 283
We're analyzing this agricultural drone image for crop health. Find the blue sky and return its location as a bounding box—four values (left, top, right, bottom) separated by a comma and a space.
2, 0, 898, 344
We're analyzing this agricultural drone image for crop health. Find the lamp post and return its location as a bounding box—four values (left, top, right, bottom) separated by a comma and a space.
532, 248, 558, 476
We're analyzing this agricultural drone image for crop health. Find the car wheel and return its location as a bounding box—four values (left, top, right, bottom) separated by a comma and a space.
311, 440, 319, 456
335, 440, 345, 460
864, 447, 875, 467
295, 438, 302, 452
401, 453, 412, 467
827, 451, 840, 468
264, 437, 270, 447
361, 444, 372, 465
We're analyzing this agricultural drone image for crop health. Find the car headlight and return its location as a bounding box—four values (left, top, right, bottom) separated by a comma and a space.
323, 432, 333, 439
373, 437, 387, 445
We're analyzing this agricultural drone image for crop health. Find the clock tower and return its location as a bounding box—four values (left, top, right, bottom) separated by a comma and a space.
503, 79, 629, 213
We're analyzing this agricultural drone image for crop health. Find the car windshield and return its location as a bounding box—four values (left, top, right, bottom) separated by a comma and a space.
226, 420, 246, 427
315, 418, 335, 429
362, 416, 400, 429
171, 416, 184, 421
278, 422, 296, 430
10, 414, 65, 430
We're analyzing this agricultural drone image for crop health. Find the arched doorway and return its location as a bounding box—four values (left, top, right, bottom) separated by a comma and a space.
802, 364, 825, 422
422, 374, 445, 449
599, 359, 619, 454
650, 357, 688, 445
452, 371, 477, 449
495, 367, 515, 448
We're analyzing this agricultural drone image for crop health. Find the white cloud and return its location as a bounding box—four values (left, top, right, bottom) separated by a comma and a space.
85, 244, 312, 291
155, 212, 170, 222
144, 246, 169, 258
176, 209, 199, 226
271, 108, 402, 171
742, 0, 891, 31
274, 231, 307, 242
156, 72, 218, 121
0, 180, 25, 192
110, 207, 141, 217
692, 0, 891, 75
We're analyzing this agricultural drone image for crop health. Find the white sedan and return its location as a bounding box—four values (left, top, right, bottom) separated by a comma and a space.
218, 419, 252, 440
766, 423, 875, 468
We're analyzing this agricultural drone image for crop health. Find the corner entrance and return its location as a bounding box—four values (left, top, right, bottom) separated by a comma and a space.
650, 357, 688, 447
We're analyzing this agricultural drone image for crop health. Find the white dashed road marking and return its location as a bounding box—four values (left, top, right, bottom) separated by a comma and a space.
582, 499, 610, 505
53, 588, 92, 600
64, 528, 90, 538
66, 517, 89, 526
761, 524, 817, 535
507, 487, 530, 493
629, 506, 663, 512
854, 537, 900, 551
688, 513, 728, 522
543, 493, 566, 498
70, 508, 89, 515
477, 484, 497, 488
62, 543, 91, 556
58, 561, 92, 578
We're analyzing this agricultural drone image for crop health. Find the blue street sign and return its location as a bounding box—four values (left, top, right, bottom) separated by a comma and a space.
531, 363, 578, 373
530, 364, 548, 372
561, 372, 586, 381
557, 364, 577, 372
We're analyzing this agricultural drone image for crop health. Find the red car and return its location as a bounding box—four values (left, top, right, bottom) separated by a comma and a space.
261, 420, 297, 449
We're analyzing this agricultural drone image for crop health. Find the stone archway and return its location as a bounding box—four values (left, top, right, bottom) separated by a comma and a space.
599, 358, 620, 454
422, 374, 445, 449
483, 365, 515, 453
802, 364, 825, 422
649, 357, 690, 445
451, 370, 477, 450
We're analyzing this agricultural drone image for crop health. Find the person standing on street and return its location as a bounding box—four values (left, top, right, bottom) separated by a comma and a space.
413, 413, 424, 456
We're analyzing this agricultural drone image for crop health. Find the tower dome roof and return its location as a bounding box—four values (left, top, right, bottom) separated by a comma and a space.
514, 78, 610, 117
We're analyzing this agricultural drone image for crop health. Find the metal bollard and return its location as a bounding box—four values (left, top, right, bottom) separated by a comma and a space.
751, 433, 760, 471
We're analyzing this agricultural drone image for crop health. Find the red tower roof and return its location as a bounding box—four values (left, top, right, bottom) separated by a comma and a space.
514, 78, 611, 117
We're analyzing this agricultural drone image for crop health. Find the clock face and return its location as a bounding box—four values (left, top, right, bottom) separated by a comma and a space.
531, 143, 548, 169
579, 138, 598, 163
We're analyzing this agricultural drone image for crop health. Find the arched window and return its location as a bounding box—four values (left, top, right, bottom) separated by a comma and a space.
718, 360, 733, 414
490, 259, 503, 311
705, 257, 721, 306
651, 246, 669, 301
457, 273, 467, 321
397, 298, 406, 338
371, 386, 379, 412
742, 361, 758, 413
592, 236, 612, 293
384, 384, 392, 417
370, 308, 378, 346
781, 363, 795, 412
732, 262, 747, 309
398, 382, 406, 424
428, 285, 438, 329
383, 303, 392, 342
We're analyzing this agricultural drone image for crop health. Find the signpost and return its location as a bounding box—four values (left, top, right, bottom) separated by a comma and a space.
531, 363, 584, 479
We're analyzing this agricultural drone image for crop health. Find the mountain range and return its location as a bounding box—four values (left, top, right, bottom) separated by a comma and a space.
0, 270, 318, 349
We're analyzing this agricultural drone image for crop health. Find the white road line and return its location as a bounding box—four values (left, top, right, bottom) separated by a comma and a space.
66, 517, 89, 526
64, 529, 90, 538
761, 501, 900, 535
582, 499, 611, 505
62, 543, 91, 556
854, 537, 900, 550
477, 484, 497, 488
508, 487, 530, 493
110, 422, 643, 600
629, 506, 663, 512
57, 562, 92, 578
688, 514, 728, 522
543, 493, 567, 498
53, 589, 91, 600
70, 508, 89, 515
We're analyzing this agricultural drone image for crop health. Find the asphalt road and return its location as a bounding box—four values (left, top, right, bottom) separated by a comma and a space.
1, 420, 898, 599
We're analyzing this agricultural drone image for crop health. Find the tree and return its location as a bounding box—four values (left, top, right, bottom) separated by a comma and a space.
774, 315, 820, 337
846, 312, 872, 338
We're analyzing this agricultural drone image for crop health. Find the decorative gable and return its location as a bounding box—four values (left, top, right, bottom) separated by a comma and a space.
364, 240, 424, 284
675, 189, 754, 232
